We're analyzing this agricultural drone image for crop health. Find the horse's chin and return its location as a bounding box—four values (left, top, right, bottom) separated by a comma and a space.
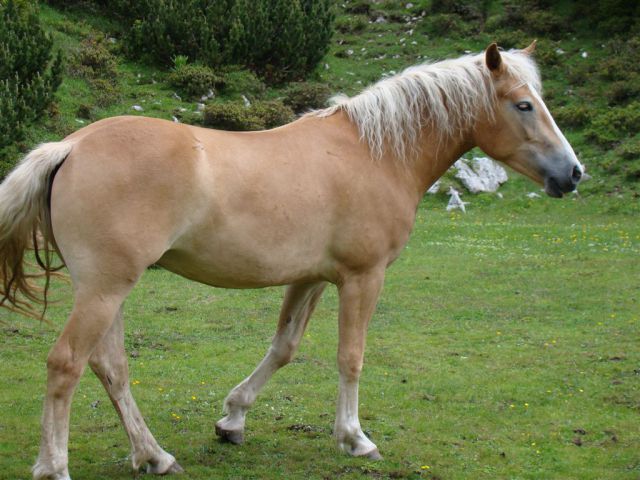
544, 177, 564, 198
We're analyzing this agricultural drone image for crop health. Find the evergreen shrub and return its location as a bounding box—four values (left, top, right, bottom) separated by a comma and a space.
0, 0, 63, 177
117, 0, 334, 83
283, 82, 332, 113
203, 100, 294, 131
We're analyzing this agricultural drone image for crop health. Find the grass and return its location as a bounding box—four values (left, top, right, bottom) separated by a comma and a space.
1, 187, 638, 480
1, 2, 639, 479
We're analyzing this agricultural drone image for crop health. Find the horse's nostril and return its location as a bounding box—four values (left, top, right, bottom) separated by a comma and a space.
571, 165, 582, 183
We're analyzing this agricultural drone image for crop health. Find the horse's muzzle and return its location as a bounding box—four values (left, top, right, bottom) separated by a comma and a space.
544, 164, 583, 198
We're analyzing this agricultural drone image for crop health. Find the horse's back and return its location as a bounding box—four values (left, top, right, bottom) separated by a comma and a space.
51, 116, 210, 280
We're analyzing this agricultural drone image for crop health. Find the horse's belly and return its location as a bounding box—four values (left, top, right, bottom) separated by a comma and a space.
157, 235, 331, 288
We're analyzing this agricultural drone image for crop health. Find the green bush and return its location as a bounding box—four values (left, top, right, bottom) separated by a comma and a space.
203, 100, 294, 131
585, 102, 640, 147
608, 78, 640, 106
553, 105, 593, 129
0, 0, 63, 176
117, 0, 334, 83
429, 0, 490, 22
68, 35, 117, 80
421, 13, 476, 37
283, 82, 332, 113
574, 0, 640, 36
168, 62, 221, 99
219, 68, 266, 101
335, 14, 368, 34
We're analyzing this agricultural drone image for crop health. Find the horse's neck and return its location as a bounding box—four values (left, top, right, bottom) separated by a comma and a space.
406, 131, 475, 199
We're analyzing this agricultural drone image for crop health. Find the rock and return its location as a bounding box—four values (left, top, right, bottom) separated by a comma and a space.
196, 103, 205, 112
446, 187, 467, 212
132, 105, 144, 112
581, 51, 588, 58
453, 157, 508, 193
527, 192, 541, 198
172, 92, 182, 101
172, 116, 180, 123
426, 180, 440, 194
375, 16, 387, 24
242, 95, 251, 107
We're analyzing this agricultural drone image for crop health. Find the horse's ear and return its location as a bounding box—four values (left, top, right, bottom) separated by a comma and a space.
522, 40, 537, 56
485, 43, 502, 72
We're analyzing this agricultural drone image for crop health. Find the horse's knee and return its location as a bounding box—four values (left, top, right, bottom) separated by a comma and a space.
46, 347, 84, 396
337, 352, 363, 381
270, 341, 296, 368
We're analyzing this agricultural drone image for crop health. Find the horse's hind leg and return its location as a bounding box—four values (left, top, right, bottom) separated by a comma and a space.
215, 281, 326, 444
88, 305, 183, 475
32, 285, 135, 480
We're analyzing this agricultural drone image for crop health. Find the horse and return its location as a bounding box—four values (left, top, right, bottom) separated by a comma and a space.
0, 42, 583, 479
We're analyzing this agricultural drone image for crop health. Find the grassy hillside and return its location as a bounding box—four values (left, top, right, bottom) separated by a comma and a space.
13, 0, 638, 202
1, 200, 639, 479
1, 3, 639, 479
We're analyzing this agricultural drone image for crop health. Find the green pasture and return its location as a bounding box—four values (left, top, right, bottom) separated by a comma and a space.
1, 187, 638, 480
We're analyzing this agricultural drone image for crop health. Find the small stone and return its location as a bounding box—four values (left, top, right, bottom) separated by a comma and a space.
132, 105, 144, 112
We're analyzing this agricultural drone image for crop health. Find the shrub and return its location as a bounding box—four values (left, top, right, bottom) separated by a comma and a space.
283, 82, 332, 113
553, 105, 593, 129
168, 62, 221, 99
343, 0, 370, 15
203, 100, 294, 131
117, 0, 334, 83
68, 35, 118, 80
219, 68, 266, 101
608, 78, 640, 106
585, 102, 640, 147
421, 13, 475, 38
429, 0, 490, 22
0, 0, 63, 176
335, 15, 368, 34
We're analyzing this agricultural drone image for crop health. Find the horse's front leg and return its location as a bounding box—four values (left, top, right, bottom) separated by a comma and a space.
216, 281, 326, 444
334, 268, 385, 460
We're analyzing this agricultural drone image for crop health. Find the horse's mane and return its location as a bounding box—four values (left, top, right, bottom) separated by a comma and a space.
310, 49, 541, 162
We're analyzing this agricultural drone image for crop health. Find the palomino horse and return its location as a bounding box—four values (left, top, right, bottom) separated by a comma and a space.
0, 43, 583, 479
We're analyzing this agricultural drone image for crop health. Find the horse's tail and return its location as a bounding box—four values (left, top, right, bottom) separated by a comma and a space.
0, 141, 73, 319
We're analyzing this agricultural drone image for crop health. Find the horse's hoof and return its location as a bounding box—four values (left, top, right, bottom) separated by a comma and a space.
146, 459, 184, 475
215, 424, 244, 444
164, 461, 184, 474
364, 448, 383, 461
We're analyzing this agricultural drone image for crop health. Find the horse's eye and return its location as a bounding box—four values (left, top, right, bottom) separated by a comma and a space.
516, 101, 533, 112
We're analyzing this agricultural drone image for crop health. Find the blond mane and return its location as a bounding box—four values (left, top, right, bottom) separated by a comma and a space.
310, 49, 541, 162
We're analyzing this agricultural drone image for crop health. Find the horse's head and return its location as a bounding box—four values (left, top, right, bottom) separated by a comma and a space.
474, 42, 583, 198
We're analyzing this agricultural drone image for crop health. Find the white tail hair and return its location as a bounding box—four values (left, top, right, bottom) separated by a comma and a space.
0, 141, 73, 318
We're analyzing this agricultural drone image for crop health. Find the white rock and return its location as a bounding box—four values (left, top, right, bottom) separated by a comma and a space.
527, 192, 541, 198
172, 116, 180, 123
172, 92, 182, 101
453, 157, 508, 193
406, 2, 414, 8
581, 51, 588, 58
375, 16, 387, 24
446, 187, 467, 212
242, 95, 251, 107
196, 103, 205, 112
132, 105, 144, 112
555, 48, 565, 55
426, 180, 440, 194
